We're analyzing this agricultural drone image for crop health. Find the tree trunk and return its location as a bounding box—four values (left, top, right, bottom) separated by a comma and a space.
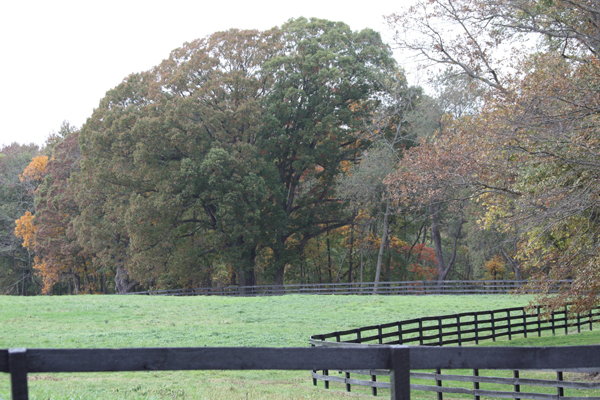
101, 273, 107, 294
327, 230, 332, 283
115, 265, 137, 294
348, 224, 354, 283
238, 247, 257, 294
22, 269, 27, 296
430, 203, 464, 286
500, 247, 521, 281
72, 272, 80, 295
374, 196, 391, 295
334, 249, 349, 283
273, 265, 284, 286
238, 267, 256, 287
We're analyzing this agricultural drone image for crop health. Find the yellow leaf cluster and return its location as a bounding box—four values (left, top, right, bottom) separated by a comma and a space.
14, 211, 36, 250
19, 155, 48, 182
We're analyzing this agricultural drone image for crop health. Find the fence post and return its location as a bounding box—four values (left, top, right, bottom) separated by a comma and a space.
397, 322, 403, 344
9, 348, 28, 400
507, 310, 512, 340
389, 346, 410, 400
457, 314, 462, 346
557, 371, 564, 398
522, 309, 527, 338
311, 343, 317, 386
473, 369, 480, 400
372, 373, 378, 396
538, 306, 542, 337
514, 370, 520, 400
491, 311, 496, 341
474, 314, 479, 344
436, 368, 443, 400
346, 371, 351, 392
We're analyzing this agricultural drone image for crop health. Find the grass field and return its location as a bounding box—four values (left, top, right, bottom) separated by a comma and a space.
0, 293, 593, 400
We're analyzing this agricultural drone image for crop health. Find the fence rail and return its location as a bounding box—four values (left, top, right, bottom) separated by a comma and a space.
311, 305, 600, 398
123, 280, 571, 297
3, 346, 600, 400
311, 305, 600, 346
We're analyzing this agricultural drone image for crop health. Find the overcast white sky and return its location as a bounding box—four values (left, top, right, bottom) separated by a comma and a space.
1, 0, 415, 148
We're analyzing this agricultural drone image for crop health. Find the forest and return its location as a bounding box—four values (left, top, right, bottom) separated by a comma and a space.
1, 1, 599, 311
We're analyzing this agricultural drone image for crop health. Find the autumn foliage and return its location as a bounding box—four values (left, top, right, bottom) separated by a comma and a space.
385, 0, 600, 311
14, 211, 35, 251
19, 155, 48, 182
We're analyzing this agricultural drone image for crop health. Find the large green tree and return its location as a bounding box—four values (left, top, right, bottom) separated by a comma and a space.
257, 18, 396, 284
77, 18, 396, 289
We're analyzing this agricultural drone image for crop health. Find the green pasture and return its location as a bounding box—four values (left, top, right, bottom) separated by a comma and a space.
0, 293, 595, 399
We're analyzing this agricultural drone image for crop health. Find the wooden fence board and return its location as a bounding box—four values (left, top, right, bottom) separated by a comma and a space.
4, 346, 416, 400
24, 347, 397, 373
411, 371, 600, 389
312, 372, 391, 388
411, 385, 571, 400
410, 346, 600, 370
315, 372, 600, 400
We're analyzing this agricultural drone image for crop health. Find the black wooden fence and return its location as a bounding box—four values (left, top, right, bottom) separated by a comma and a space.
3, 346, 600, 400
311, 305, 600, 398
124, 279, 571, 297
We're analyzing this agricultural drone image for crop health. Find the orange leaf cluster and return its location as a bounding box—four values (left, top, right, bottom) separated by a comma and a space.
32, 257, 61, 295
407, 263, 438, 281
403, 243, 438, 280
484, 255, 506, 280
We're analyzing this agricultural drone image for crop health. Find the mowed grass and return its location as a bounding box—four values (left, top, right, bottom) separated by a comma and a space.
0, 293, 540, 399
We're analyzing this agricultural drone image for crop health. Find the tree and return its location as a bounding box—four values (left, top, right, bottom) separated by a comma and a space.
33, 123, 103, 294
335, 68, 424, 292
386, 138, 471, 283
77, 28, 284, 290
387, 0, 600, 311
337, 145, 397, 292
76, 18, 397, 289
256, 18, 397, 285
0, 143, 41, 295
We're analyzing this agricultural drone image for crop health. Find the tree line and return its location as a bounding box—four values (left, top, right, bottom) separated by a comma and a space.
2, 5, 598, 312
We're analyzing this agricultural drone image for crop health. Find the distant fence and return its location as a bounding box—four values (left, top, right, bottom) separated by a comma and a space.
311, 304, 600, 398
3, 346, 600, 400
123, 280, 571, 296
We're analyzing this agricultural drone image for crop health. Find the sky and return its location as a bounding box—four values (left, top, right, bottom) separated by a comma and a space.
1, 0, 416, 148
